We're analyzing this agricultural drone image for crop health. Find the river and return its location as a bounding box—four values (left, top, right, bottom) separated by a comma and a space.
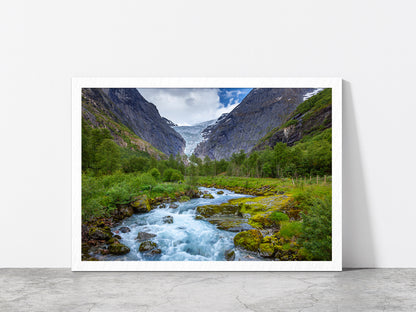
93, 187, 262, 261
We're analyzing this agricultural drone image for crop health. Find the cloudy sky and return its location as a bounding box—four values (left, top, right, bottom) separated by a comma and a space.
138, 88, 252, 126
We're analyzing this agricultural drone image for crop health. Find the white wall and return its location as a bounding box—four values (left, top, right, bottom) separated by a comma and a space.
1, 0, 415, 268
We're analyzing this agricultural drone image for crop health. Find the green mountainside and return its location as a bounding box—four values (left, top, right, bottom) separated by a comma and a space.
254, 88, 332, 151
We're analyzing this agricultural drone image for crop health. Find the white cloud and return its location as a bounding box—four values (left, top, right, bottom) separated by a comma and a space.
137, 88, 238, 126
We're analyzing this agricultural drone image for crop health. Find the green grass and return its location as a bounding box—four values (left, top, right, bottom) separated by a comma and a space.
82, 171, 196, 220
279, 221, 303, 239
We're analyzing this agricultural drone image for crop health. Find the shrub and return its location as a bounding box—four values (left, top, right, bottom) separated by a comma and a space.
170, 171, 184, 182
270, 211, 289, 223
132, 173, 157, 191
162, 168, 183, 182
300, 198, 332, 260
148, 168, 161, 180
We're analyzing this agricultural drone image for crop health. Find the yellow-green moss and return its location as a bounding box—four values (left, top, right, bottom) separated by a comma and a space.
259, 243, 275, 257
234, 229, 263, 252
131, 195, 151, 213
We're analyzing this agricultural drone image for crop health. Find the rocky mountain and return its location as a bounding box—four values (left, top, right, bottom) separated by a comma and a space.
162, 117, 178, 127
254, 88, 332, 150
173, 119, 216, 155
82, 88, 185, 156
194, 88, 317, 160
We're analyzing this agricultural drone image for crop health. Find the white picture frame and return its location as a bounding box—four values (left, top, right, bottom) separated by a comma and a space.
72, 77, 342, 271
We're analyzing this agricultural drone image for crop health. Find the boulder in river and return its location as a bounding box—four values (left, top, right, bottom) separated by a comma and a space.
108, 242, 130, 255
119, 226, 131, 233
163, 216, 174, 224
217, 191, 224, 195
136, 232, 157, 241
196, 203, 253, 232
139, 241, 158, 252
202, 194, 214, 199
148, 248, 162, 255
131, 195, 151, 213
169, 203, 179, 209
224, 249, 235, 261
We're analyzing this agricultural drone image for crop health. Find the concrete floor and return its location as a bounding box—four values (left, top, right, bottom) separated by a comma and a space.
0, 269, 415, 311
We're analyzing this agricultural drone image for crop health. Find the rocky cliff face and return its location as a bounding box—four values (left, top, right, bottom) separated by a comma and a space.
254, 88, 332, 150
82, 88, 185, 156
194, 88, 316, 160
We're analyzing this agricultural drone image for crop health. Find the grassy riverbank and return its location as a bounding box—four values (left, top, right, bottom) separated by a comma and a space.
197, 176, 332, 261
82, 171, 198, 221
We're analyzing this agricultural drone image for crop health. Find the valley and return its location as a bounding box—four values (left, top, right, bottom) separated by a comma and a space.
81, 87, 332, 262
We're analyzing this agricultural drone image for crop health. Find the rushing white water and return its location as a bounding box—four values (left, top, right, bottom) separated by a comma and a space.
95, 187, 260, 261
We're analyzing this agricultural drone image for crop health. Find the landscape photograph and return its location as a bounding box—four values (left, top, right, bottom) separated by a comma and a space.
81, 86, 333, 262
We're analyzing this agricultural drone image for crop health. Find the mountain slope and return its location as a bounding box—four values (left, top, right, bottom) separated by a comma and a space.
82, 88, 185, 156
194, 88, 316, 160
254, 88, 332, 150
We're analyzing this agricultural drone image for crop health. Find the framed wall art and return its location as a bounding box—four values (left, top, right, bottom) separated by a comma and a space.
72, 77, 342, 271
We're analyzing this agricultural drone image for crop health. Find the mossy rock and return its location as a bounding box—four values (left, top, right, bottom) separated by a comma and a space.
119, 226, 131, 233
259, 243, 275, 257
202, 194, 214, 199
216, 191, 224, 195
248, 214, 273, 229
107, 237, 119, 244
108, 242, 130, 255
196, 204, 240, 218
224, 249, 235, 261
234, 229, 263, 252
88, 227, 112, 241
229, 195, 292, 215
131, 195, 151, 213
147, 248, 162, 256
179, 196, 190, 202
139, 241, 158, 252
262, 235, 278, 245
117, 206, 134, 218
196, 203, 252, 232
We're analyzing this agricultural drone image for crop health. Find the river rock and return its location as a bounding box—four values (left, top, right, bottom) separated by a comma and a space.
202, 194, 214, 199
88, 227, 113, 241
170, 203, 179, 209
136, 232, 157, 241
117, 206, 134, 218
216, 191, 224, 195
147, 248, 162, 256
196, 203, 253, 232
119, 227, 131, 233
224, 249, 235, 261
163, 216, 174, 224
131, 195, 151, 213
108, 242, 130, 255
139, 241, 158, 252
